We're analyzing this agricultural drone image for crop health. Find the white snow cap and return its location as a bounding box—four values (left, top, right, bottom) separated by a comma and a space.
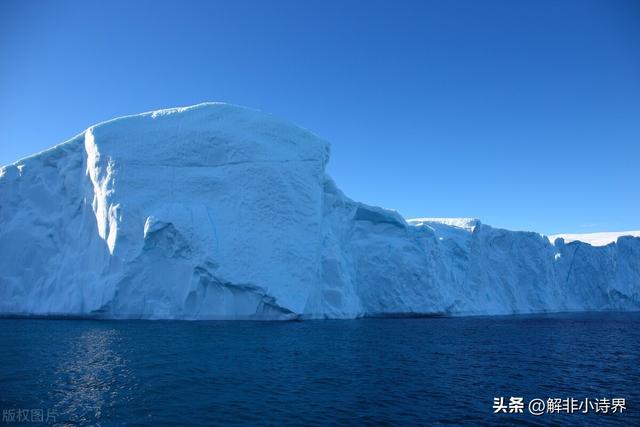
548, 231, 640, 247
406, 217, 479, 232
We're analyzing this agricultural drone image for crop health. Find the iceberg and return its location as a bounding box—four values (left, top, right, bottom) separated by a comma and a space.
1, 103, 639, 319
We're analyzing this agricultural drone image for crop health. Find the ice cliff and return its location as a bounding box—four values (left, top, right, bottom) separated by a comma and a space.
1, 103, 639, 319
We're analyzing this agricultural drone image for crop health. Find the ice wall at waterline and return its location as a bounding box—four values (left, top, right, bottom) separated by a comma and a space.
1, 103, 638, 319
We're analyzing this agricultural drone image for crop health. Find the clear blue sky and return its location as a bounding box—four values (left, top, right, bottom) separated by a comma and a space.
1, 0, 639, 234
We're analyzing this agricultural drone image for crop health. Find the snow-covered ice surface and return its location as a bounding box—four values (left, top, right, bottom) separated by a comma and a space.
548, 231, 640, 247
1, 103, 639, 319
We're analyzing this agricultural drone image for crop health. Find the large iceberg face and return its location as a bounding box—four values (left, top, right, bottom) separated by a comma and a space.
1, 103, 639, 319
1, 104, 329, 319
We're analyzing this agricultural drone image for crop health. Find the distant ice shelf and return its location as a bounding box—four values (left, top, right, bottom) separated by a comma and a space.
1, 103, 639, 319
547, 231, 640, 247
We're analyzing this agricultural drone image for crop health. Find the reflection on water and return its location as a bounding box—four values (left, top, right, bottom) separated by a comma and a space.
1, 313, 639, 426
51, 328, 136, 426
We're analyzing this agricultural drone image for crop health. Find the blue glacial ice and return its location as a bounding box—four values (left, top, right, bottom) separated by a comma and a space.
1, 103, 639, 319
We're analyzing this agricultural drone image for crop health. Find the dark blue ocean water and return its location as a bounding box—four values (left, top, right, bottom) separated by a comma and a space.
1, 313, 639, 426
